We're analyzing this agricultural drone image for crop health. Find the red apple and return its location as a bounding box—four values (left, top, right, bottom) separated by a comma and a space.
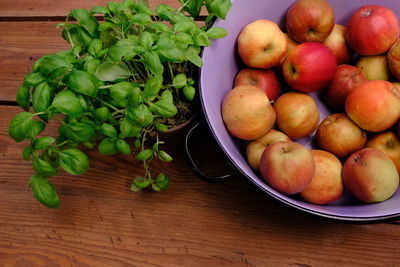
346, 5, 400, 56
323, 24, 353, 65
222, 85, 276, 140
343, 148, 399, 203
356, 55, 391, 81
325, 64, 368, 110
246, 129, 291, 171
300, 150, 343, 205
238, 20, 287, 69
234, 68, 281, 101
316, 113, 367, 158
273, 92, 319, 140
282, 42, 337, 92
260, 141, 315, 195
286, 0, 335, 43
345, 80, 400, 132
387, 39, 400, 80
366, 131, 400, 173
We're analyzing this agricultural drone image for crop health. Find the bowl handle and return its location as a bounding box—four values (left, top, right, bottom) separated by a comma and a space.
185, 122, 235, 182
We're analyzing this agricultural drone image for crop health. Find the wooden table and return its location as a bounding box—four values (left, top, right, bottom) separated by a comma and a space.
0, 1, 399, 266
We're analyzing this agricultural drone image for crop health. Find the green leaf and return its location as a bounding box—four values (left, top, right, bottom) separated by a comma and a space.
110, 81, 133, 107
98, 138, 117, 155
16, 85, 30, 111
90, 5, 109, 14
59, 148, 89, 175
84, 58, 101, 74
95, 62, 131, 82
140, 31, 154, 47
34, 136, 56, 150
68, 70, 98, 97
60, 122, 95, 143
131, 176, 151, 191
156, 173, 170, 189
23, 146, 33, 161
9, 112, 33, 142
109, 39, 138, 61
158, 47, 185, 62
100, 123, 118, 137
155, 122, 168, 133
132, 2, 153, 15
128, 85, 142, 108
27, 121, 45, 139
93, 107, 110, 122
180, 0, 203, 17
143, 75, 163, 100
77, 27, 93, 47
32, 82, 52, 121
175, 32, 194, 46
206, 27, 228, 39
151, 183, 161, 192
33, 155, 58, 177
98, 21, 114, 32
155, 4, 174, 16
52, 91, 84, 117
71, 8, 99, 38
24, 72, 44, 87
148, 22, 171, 33
29, 174, 60, 208
194, 31, 211, 47
143, 51, 164, 76
36, 54, 72, 78
136, 149, 153, 161
186, 49, 203, 67
88, 39, 103, 57
119, 118, 132, 138
149, 90, 178, 118
130, 13, 152, 26
116, 139, 131, 155
128, 104, 153, 127
158, 150, 173, 162
78, 95, 88, 111
173, 74, 187, 89
205, 0, 231, 20
183, 85, 196, 101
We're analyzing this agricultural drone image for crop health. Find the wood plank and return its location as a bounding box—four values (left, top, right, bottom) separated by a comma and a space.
0, 0, 206, 18
0, 21, 69, 102
1, 107, 400, 266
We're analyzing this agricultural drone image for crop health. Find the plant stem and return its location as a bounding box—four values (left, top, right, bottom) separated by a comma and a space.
54, 114, 65, 125
96, 98, 119, 112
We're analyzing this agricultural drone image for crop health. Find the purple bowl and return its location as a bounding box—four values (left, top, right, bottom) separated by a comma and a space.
200, 0, 400, 221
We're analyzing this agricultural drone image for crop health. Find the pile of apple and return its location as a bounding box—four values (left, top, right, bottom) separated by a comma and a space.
222, 0, 400, 205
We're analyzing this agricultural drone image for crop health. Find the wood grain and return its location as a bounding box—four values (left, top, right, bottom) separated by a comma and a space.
0, 0, 204, 18
0, 22, 68, 102
1, 105, 400, 266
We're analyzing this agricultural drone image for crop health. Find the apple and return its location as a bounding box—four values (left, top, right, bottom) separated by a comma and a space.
300, 150, 343, 205
316, 113, 367, 158
366, 131, 400, 173
345, 80, 400, 132
260, 141, 315, 195
237, 19, 287, 69
278, 33, 300, 67
346, 5, 400, 56
286, 0, 335, 43
343, 148, 399, 203
222, 85, 276, 140
325, 64, 368, 110
323, 24, 353, 65
246, 129, 291, 171
356, 55, 391, 81
387, 39, 400, 80
282, 42, 337, 92
234, 68, 281, 101
273, 92, 319, 140
393, 82, 400, 91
